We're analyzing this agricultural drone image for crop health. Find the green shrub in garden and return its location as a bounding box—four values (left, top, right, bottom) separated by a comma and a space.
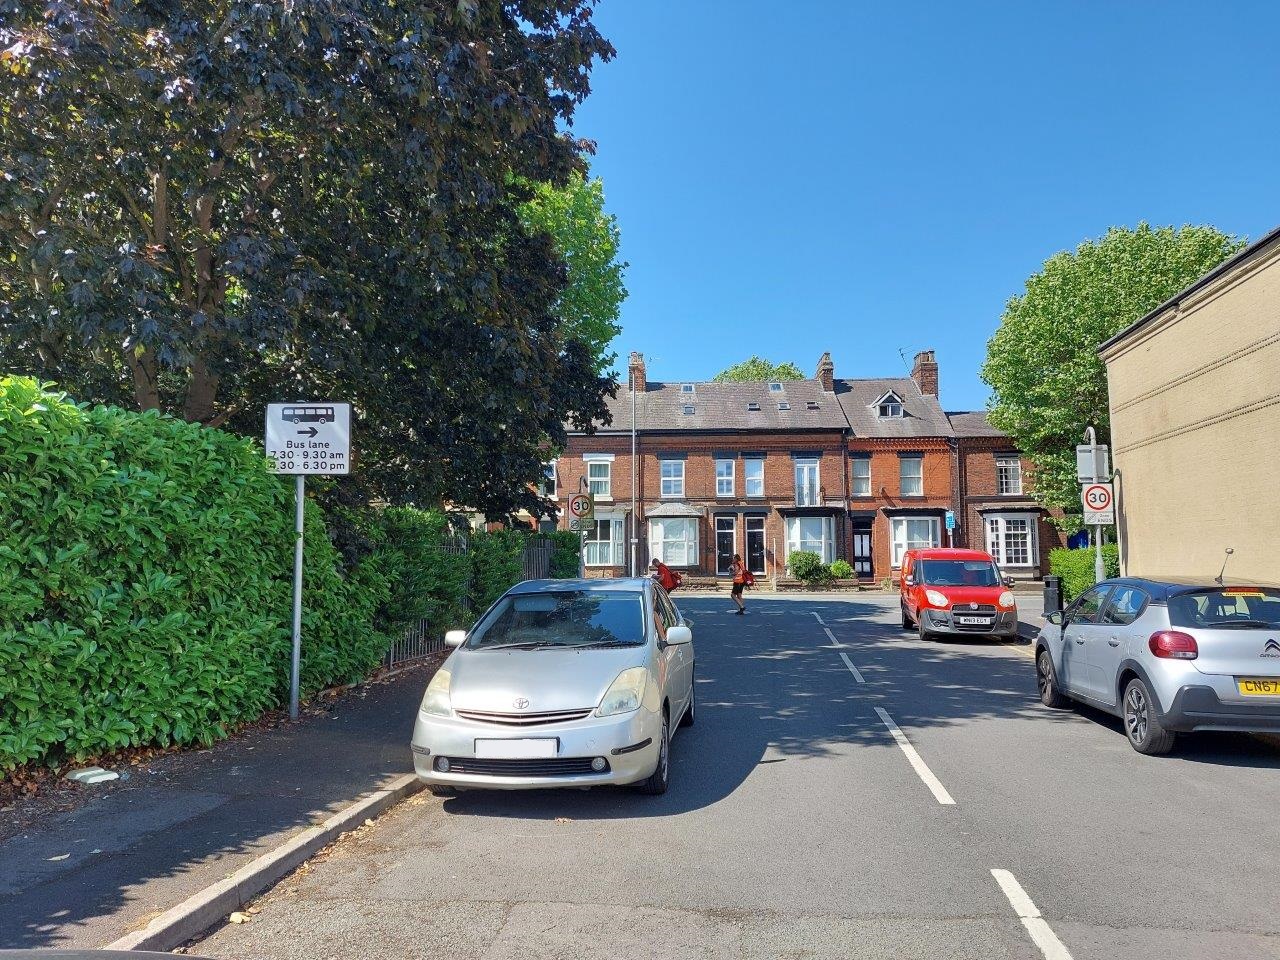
788, 551, 833, 587
1048, 544, 1120, 602
547, 530, 584, 579
829, 559, 855, 580
468, 529, 528, 613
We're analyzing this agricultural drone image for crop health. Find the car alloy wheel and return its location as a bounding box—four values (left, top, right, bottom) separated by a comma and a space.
1123, 677, 1176, 755
1125, 684, 1149, 743
637, 714, 670, 795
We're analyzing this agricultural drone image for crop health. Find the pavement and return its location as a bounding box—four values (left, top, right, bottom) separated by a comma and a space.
177, 595, 1280, 960
0, 662, 434, 949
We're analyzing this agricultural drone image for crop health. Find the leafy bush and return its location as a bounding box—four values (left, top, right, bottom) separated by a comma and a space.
547, 530, 583, 579
1049, 545, 1120, 602
468, 529, 527, 613
829, 559, 854, 579
788, 551, 833, 587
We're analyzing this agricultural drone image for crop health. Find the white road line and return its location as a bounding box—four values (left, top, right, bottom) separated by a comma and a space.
811, 611, 826, 625
839, 652, 865, 683
990, 870, 1074, 960
872, 706, 955, 805
823, 626, 843, 648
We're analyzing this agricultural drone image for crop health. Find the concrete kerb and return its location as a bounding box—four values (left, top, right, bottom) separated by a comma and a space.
105, 773, 424, 953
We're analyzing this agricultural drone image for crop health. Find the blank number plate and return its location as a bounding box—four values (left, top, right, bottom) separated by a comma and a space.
474, 738, 558, 759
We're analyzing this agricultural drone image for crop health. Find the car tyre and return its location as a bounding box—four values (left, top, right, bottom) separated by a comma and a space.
918, 618, 936, 642
900, 602, 913, 630
636, 713, 670, 795
1123, 677, 1176, 755
1036, 648, 1071, 709
679, 674, 696, 728
427, 785, 456, 797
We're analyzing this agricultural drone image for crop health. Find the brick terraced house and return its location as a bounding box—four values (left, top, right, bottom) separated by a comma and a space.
553, 350, 1061, 583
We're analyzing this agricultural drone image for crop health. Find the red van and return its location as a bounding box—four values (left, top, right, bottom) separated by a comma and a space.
899, 548, 1018, 641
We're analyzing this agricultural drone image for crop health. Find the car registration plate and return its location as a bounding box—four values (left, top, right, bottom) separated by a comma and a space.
1237, 678, 1280, 697
474, 738, 558, 759
956, 616, 993, 626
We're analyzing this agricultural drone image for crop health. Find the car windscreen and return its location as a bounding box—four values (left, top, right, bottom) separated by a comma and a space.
467, 590, 647, 649
1168, 587, 1280, 630
917, 559, 1000, 587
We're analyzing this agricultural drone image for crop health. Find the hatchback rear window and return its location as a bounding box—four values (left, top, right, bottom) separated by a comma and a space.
1168, 587, 1280, 630
917, 560, 1000, 587
469, 590, 646, 649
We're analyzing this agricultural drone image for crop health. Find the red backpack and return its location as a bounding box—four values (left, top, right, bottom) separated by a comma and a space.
742, 568, 755, 587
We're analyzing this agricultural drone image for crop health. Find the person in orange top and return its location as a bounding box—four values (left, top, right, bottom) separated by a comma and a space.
730, 553, 747, 615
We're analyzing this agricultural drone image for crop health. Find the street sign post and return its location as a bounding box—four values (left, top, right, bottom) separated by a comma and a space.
567, 492, 595, 533
265, 402, 353, 720
1076, 444, 1110, 483
1081, 482, 1114, 525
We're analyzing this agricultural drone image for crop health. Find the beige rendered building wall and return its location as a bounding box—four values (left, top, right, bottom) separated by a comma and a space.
1101, 242, 1280, 584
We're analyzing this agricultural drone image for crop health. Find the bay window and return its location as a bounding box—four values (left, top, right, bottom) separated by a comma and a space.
785, 516, 835, 563
649, 517, 698, 566
986, 513, 1037, 567
890, 516, 940, 568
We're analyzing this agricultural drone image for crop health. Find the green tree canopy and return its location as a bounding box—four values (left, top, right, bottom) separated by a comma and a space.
712, 357, 805, 382
518, 171, 627, 372
0, 0, 616, 516
981, 223, 1244, 518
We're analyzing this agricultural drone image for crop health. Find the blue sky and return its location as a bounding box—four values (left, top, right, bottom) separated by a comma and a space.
571, 1, 1280, 411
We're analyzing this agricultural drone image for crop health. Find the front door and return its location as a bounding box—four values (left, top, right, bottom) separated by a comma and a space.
851, 521, 873, 578
715, 516, 736, 576
745, 516, 766, 575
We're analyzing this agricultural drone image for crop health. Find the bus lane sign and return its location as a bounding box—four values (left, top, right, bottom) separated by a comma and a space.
265, 402, 352, 475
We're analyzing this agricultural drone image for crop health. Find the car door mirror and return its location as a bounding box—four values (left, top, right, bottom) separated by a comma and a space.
904, 576, 915, 587
665, 625, 693, 646
1044, 610, 1064, 626
1003, 576, 1015, 589
444, 629, 467, 648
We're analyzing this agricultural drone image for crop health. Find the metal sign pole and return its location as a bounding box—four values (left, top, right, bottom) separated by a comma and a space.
1083, 426, 1106, 585
289, 475, 305, 720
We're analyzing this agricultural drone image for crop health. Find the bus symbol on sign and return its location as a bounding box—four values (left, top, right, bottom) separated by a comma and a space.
282, 406, 335, 424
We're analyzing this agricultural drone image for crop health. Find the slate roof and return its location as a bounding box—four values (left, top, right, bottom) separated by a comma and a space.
588, 379, 846, 433
834, 378, 954, 438
945, 410, 1009, 438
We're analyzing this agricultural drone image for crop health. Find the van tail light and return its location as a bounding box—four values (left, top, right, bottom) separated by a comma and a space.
1148, 630, 1198, 660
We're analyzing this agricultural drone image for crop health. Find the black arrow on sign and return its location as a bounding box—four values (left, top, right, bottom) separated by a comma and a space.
297, 427, 319, 438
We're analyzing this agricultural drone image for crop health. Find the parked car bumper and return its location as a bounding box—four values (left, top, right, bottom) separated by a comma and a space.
1159, 685, 1280, 734
919, 608, 1019, 637
410, 706, 661, 790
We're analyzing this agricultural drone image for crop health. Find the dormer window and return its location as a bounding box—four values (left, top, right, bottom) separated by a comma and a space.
681, 404, 695, 415
873, 391, 905, 418
768, 382, 783, 393
778, 402, 791, 411
806, 401, 820, 410
747, 402, 761, 412
680, 383, 695, 394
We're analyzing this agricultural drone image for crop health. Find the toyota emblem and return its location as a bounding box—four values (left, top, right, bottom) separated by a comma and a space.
512, 697, 530, 710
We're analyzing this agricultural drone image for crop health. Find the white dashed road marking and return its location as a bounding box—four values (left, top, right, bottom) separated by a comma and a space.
872, 706, 955, 805
823, 626, 843, 648
811, 611, 826, 625
990, 869, 1074, 960
839, 652, 865, 683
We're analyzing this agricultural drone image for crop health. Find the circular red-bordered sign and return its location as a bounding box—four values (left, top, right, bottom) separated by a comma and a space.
1083, 484, 1112, 511
567, 494, 593, 519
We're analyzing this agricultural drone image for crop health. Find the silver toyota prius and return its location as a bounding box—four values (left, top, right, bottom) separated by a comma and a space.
410, 577, 695, 794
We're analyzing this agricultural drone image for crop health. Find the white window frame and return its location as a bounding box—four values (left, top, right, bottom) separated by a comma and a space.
794, 457, 820, 506
985, 512, 1038, 568
851, 456, 871, 497
996, 456, 1023, 496
785, 515, 835, 564
744, 457, 764, 498
899, 455, 923, 497
874, 392, 905, 418
660, 459, 685, 498
715, 458, 735, 497
890, 516, 940, 568
586, 460, 611, 499
648, 517, 698, 567
538, 460, 557, 498
582, 515, 624, 567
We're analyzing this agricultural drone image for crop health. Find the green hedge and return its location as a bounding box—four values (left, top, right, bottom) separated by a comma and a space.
1049, 544, 1120, 602
788, 551, 833, 586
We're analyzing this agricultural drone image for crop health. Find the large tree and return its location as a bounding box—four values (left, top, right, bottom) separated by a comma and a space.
0, 0, 616, 515
518, 170, 626, 372
981, 223, 1244, 519
713, 356, 804, 382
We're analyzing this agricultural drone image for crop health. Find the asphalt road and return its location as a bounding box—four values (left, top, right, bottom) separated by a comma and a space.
192, 595, 1280, 960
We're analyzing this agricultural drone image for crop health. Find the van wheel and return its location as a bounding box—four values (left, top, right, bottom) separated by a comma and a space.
1123, 677, 1176, 755
900, 602, 913, 630
636, 713, 670, 795
1036, 649, 1070, 708
918, 619, 936, 642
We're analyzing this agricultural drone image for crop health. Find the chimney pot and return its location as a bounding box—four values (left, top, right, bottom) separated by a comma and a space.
815, 351, 835, 391
910, 350, 939, 398
628, 352, 647, 392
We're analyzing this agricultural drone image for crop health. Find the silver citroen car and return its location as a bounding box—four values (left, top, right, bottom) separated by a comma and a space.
410, 577, 695, 794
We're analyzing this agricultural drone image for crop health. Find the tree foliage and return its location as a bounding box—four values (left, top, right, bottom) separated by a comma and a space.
0, 0, 616, 515
981, 224, 1244, 517
518, 170, 626, 372
712, 356, 805, 382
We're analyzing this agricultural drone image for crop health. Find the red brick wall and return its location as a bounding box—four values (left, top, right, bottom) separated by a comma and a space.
955, 439, 1064, 577
846, 439, 954, 578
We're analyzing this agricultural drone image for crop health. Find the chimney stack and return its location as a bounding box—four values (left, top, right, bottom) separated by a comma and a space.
628, 351, 647, 392
910, 350, 939, 398
815, 352, 834, 391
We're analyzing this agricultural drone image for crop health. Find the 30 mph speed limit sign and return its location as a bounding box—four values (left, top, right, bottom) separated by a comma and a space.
1082, 482, 1114, 525
567, 492, 595, 532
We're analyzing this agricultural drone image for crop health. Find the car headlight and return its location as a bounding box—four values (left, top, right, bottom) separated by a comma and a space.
998, 590, 1016, 610
924, 589, 950, 608
420, 667, 452, 717
596, 667, 648, 717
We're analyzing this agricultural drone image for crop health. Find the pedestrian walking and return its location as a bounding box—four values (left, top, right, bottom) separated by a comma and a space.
730, 553, 747, 615
650, 557, 681, 592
